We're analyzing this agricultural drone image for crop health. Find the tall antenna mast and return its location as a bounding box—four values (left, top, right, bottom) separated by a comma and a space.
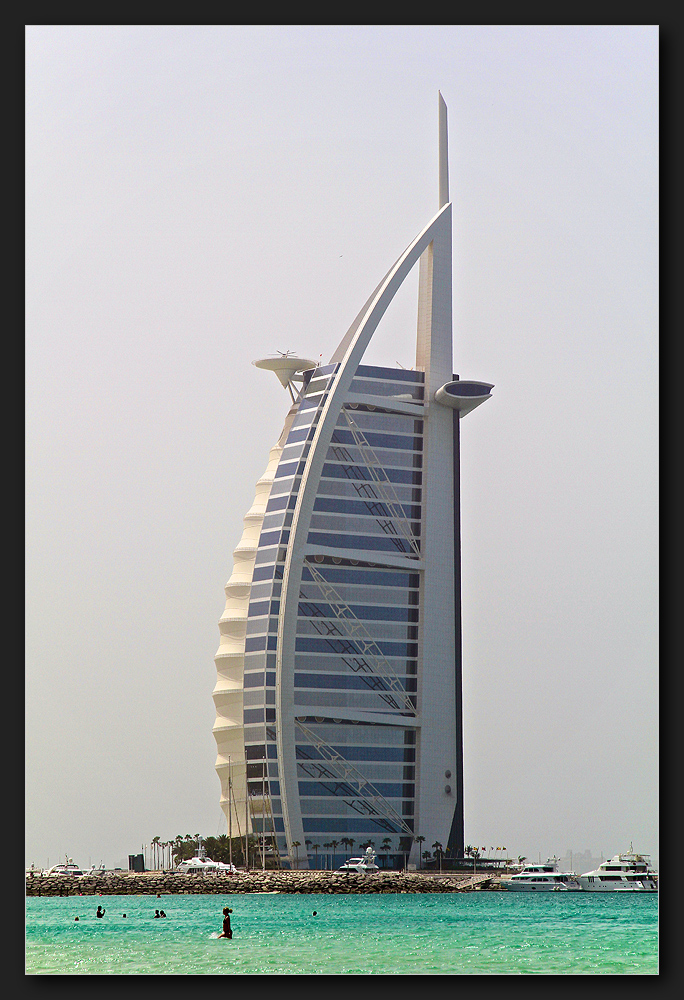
438, 91, 449, 209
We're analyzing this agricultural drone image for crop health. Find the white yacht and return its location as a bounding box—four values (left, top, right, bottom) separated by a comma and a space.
175, 856, 215, 873
44, 858, 86, 877
175, 837, 238, 874
337, 847, 379, 873
578, 849, 658, 892
504, 860, 581, 891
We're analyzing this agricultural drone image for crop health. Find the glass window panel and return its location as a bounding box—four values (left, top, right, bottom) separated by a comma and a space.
300, 818, 413, 834
258, 529, 282, 548
248, 600, 270, 617
317, 478, 421, 504
254, 547, 278, 566
340, 410, 424, 435
244, 654, 267, 673
295, 619, 418, 642
296, 742, 415, 761
294, 724, 415, 748
279, 443, 308, 462
295, 637, 418, 657
292, 404, 322, 425
321, 463, 421, 486
309, 513, 420, 536
294, 672, 416, 692
302, 564, 419, 588
274, 460, 305, 480
313, 496, 421, 519
304, 377, 333, 395
325, 446, 421, 469
306, 531, 420, 554
298, 783, 410, 801
285, 426, 315, 445
349, 378, 424, 400
265, 494, 289, 512
252, 565, 275, 582
330, 428, 422, 452
355, 364, 424, 383
245, 636, 267, 652
268, 476, 299, 498
246, 619, 268, 636
243, 689, 267, 706
298, 394, 325, 409
299, 583, 418, 606
294, 654, 417, 675
294, 692, 412, 712
298, 601, 418, 623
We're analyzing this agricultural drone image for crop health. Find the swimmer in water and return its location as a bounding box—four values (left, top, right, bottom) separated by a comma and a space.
96, 906, 105, 918
218, 907, 233, 939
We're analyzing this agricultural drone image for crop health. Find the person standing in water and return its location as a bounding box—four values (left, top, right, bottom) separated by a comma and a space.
96, 905, 105, 918
218, 907, 233, 939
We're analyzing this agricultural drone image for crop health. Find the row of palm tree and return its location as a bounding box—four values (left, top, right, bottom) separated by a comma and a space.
146, 833, 515, 871
297, 835, 446, 870
145, 834, 253, 870
147, 836, 187, 871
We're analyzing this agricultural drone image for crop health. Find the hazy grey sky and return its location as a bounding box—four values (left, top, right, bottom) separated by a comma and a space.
26, 25, 658, 869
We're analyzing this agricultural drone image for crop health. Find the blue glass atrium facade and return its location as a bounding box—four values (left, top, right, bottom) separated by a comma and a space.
243, 364, 425, 866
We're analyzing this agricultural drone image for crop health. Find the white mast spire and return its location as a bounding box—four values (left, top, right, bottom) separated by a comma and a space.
438, 91, 449, 209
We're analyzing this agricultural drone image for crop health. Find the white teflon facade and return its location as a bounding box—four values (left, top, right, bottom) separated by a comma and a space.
212, 406, 298, 840
212, 95, 492, 869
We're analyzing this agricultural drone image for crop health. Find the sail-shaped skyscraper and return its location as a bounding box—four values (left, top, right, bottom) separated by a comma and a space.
213, 95, 493, 870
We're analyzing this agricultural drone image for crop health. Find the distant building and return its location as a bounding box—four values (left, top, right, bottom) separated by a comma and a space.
212, 95, 493, 869
560, 849, 606, 874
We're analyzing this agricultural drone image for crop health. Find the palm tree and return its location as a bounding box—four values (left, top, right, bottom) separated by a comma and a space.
330, 840, 340, 869
342, 837, 355, 859
291, 841, 301, 870
173, 836, 184, 867
312, 843, 321, 868
216, 835, 229, 865
432, 841, 444, 873
415, 835, 425, 870
151, 836, 161, 871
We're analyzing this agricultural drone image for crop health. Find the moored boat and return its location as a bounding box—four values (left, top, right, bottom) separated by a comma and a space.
44, 858, 86, 877
504, 859, 581, 891
578, 848, 657, 892
175, 837, 239, 874
337, 847, 380, 873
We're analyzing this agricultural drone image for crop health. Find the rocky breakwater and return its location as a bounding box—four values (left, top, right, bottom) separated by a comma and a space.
26, 870, 494, 896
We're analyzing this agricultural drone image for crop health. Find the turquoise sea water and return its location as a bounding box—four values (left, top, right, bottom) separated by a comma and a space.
25, 892, 658, 975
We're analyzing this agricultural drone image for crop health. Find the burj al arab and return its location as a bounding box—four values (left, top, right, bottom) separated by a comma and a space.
212, 94, 493, 869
